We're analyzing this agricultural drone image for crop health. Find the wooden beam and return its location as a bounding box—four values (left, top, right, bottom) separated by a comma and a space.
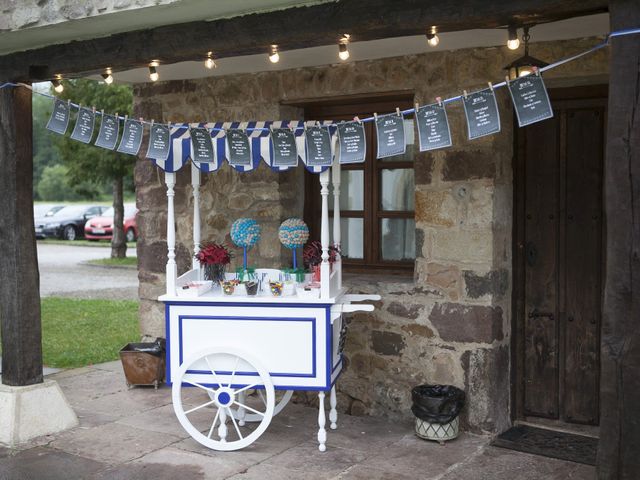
0, 84, 43, 386
598, 0, 640, 477
0, 0, 607, 82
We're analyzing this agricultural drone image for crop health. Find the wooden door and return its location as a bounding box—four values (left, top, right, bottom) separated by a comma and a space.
514, 86, 607, 427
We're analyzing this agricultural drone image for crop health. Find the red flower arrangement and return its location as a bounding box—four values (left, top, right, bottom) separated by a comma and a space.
195, 243, 233, 266
303, 240, 340, 268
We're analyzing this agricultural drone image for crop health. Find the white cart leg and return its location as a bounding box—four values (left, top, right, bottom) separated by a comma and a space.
329, 386, 338, 430
218, 406, 228, 443
237, 391, 246, 427
318, 391, 327, 452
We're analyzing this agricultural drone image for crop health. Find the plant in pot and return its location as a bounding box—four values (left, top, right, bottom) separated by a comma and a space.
303, 240, 340, 282
195, 243, 233, 283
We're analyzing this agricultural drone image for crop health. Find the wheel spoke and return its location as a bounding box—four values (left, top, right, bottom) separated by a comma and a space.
184, 398, 217, 415
233, 400, 265, 417
234, 383, 261, 394
204, 355, 225, 388
207, 408, 221, 439
184, 380, 217, 393
228, 356, 240, 388
258, 389, 267, 407
227, 407, 244, 440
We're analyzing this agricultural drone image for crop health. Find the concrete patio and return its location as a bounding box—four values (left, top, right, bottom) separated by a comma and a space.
0, 362, 595, 479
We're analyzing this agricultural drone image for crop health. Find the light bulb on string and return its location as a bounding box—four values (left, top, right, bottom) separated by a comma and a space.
426, 31, 439, 47
52, 77, 64, 93
102, 68, 114, 84
204, 52, 216, 70
148, 65, 159, 82
338, 43, 350, 60
269, 45, 280, 63
507, 25, 520, 50
338, 34, 350, 60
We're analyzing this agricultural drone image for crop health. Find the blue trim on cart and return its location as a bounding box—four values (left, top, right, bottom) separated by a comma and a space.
177, 314, 317, 378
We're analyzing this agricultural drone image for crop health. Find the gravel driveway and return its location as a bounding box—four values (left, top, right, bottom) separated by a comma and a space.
38, 243, 139, 300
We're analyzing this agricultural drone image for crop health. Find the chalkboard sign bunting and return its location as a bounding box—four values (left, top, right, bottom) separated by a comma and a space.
415, 99, 453, 152
46, 98, 71, 135
337, 119, 366, 164
70, 105, 96, 144
507, 69, 554, 127
95, 110, 120, 150
270, 126, 299, 167
146, 120, 171, 161
116, 115, 145, 156
226, 128, 252, 166
189, 126, 215, 163
462, 87, 501, 140
304, 124, 333, 166
375, 111, 407, 159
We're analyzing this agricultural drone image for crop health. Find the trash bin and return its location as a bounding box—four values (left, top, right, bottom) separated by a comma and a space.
119, 338, 166, 389
411, 384, 465, 444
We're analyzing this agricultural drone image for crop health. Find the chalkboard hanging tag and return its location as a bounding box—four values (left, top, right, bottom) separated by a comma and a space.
505, 75, 511, 85
123, 114, 128, 123
414, 103, 420, 114
150, 119, 155, 127
373, 112, 378, 121
487, 81, 494, 91
100, 108, 104, 118
354, 116, 361, 124
436, 96, 443, 107
396, 107, 402, 117
533, 66, 540, 76
92, 106, 96, 114
463, 90, 468, 99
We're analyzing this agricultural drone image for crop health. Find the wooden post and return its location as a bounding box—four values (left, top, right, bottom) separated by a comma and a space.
598, 1, 640, 478
0, 84, 43, 386
191, 162, 201, 273
319, 170, 330, 299
165, 172, 177, 296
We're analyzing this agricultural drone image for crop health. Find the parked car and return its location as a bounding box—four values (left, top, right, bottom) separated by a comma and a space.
34, 204, 65, 221
84, 204, 139, 242
35, 205, 107, 240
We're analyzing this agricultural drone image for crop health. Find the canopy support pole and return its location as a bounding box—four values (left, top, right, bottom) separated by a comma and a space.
331, 160, 342, 291
165, 172, 177, 296
191, 162, 201, 275
319, 169, 330, 299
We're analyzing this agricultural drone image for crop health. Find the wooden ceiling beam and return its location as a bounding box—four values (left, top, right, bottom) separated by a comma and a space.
0, 0, 608, 82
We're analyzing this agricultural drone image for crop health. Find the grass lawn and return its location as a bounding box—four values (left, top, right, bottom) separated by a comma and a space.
87, 257, 138, 267
39, 298, 140, 368
39, 238, 137, 248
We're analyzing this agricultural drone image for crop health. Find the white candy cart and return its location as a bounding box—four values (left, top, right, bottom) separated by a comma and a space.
158, 161, 379, 451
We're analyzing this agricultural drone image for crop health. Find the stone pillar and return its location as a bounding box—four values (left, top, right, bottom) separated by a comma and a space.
598, 1, 640, 478
0, 84, 43, 387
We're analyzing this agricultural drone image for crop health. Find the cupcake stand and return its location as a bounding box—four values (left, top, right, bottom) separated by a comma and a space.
158, 152, 379, 452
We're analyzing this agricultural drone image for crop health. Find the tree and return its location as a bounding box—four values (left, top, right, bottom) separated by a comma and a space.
53, 79, 133, 258
32, 93, 59, 198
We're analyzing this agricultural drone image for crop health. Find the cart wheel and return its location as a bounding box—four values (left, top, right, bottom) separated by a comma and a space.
230, 389, 293, 423
172, 347, 275, 451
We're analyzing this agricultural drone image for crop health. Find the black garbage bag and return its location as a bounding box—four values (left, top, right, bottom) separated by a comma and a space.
128, 338, 166, 358
411, 384, 465, 424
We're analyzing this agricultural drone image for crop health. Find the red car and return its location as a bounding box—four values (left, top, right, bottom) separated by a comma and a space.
85, 203, 138, 242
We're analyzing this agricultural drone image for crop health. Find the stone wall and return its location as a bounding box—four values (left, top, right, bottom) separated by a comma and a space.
133, 37, 608, 433
0, 0, 181, 32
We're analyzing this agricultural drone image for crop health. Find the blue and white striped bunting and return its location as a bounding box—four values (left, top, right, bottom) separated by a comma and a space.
151, 120, 337, 174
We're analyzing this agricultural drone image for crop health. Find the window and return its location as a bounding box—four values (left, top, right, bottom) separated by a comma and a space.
302, 95, 416, 273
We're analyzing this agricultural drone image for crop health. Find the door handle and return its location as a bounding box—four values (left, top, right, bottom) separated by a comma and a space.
528, 309, 554, 321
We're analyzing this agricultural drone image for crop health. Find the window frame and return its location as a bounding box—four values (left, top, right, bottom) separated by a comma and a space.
301, 94, 416, 274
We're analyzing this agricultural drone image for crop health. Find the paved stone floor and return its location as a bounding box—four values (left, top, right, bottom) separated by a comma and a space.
0, 362, 595, 480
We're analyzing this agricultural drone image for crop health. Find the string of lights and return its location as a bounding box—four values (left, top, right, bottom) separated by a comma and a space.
0, 26, 638, 132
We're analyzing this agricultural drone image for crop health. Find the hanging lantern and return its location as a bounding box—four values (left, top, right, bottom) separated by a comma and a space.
504, 26, 548, 80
